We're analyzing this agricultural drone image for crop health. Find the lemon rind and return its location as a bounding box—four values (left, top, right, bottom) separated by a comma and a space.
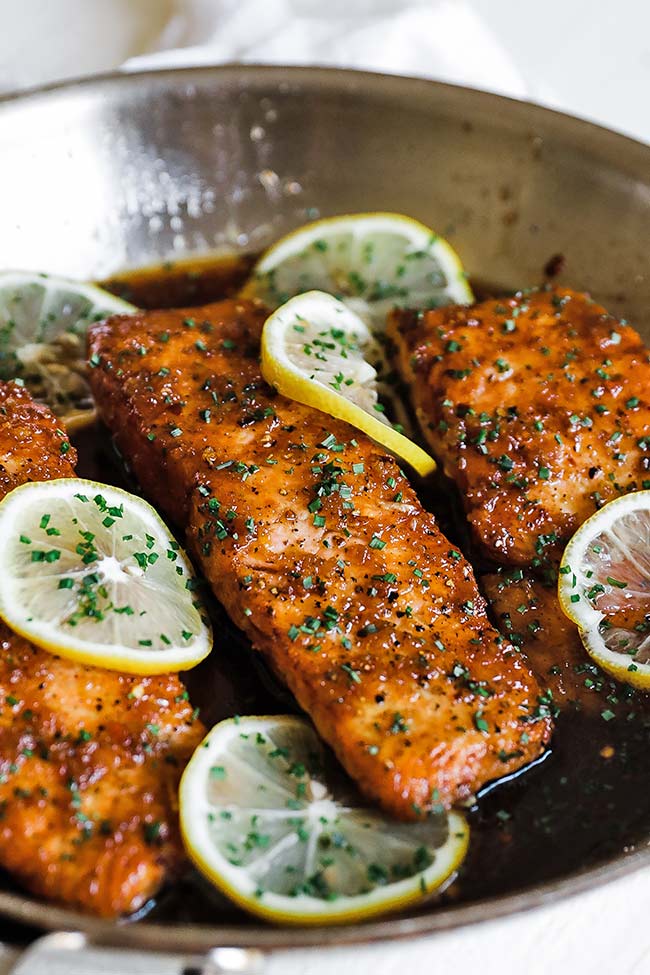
581, 626, 650, 689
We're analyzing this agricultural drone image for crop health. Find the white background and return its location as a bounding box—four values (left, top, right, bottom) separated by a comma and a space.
0, 2, 649, 973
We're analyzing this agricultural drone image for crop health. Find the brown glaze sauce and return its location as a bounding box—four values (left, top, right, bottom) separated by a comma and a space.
81, 256, 650, 925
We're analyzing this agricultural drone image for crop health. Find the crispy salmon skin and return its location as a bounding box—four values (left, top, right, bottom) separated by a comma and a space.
89, 300, 552, 817
388, 288, 650, 567
0, 381, 204, 917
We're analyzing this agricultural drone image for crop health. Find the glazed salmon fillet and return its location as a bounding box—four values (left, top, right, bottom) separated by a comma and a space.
88, 300, 551, 817
0, 381, 204, 916
0, 381, 75, 492
481, 571, 597, 711
388, 288, 650, 568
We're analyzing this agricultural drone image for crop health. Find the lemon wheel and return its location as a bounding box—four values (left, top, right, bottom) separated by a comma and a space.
558, 490, 650, 688
241, 212, 473, 331
0, 478, 212, 674
0, 271, 135, 430
261, 291, 436, 477
180, 715, 469, 925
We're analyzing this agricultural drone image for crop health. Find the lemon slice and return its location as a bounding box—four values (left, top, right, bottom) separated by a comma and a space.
241, 212, 473, 331
558, 491, 650, 688
0, 478, 212, 674
180, 715, 468, 925
0, 271, 136, 430
261, 291, 436, 477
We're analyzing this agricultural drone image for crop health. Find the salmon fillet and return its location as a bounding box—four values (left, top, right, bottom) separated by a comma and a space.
0, 380, 74, 492
0, 381, 204, 916
88, 299, 552, 817
481, 571, 598, 711
388, 288, 650, 568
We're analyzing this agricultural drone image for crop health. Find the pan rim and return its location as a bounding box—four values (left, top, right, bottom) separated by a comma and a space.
0, 61, 648, 159
0, 843, 649, 950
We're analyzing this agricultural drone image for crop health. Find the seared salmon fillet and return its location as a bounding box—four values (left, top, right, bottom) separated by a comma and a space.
481, 571, 597, 710
0, 381, 204, 916
0, 380, 74, 492
88, 300, 551, 817
388, 288, 650, 567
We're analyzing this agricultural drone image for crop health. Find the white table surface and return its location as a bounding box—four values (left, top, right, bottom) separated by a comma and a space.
0, 2, 649, 973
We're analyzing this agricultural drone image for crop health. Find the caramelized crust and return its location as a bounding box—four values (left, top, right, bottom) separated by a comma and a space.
388, 289, 650, 567
89, 300, 552, 817
0, 381, 204, 917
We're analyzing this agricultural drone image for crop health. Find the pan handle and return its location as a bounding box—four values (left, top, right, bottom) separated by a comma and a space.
8, 932, 266, 975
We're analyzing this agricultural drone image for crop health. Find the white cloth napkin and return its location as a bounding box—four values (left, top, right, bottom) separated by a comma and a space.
125, 0, 529, 98
125, 0, 650, 144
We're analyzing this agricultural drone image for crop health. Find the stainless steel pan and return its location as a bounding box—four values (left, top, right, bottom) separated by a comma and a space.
0, 65, 649, 955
